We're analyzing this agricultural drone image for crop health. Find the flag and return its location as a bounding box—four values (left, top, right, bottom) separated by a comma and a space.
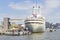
32, 13, 37, 18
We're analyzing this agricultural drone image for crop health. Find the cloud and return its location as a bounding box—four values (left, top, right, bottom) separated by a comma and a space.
8, 2, 31, 10
46, 11, 60, 23
45, 0, 60, 8
8, 0, 44, 10
8, 0, 60, 14
24, 0, 32, 3
8, 0, 60, 23
42, 0, 60, 16
8, 0, 33, 10
41, 0, 60, 23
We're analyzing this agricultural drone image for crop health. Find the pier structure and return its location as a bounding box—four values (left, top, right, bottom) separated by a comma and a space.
3, 18, 10, 32
2, 17, 24, 33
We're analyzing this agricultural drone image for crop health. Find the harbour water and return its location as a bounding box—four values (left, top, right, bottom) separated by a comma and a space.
0, 29, 60, 40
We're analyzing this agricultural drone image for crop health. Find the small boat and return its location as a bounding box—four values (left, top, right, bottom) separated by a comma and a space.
19, 31, 32, 35
19, 31, 24, 35
5, 32, 19, 36
49, 25, 56, 32
49, 29, 56, 32
54, 29, 56, 31
50, 29, 53, 32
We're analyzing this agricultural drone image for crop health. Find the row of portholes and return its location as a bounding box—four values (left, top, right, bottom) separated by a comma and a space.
25, 22, 43, 24
25, 20, 45, 22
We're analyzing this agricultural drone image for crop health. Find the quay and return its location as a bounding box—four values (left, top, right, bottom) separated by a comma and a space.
0, 31, 32, 36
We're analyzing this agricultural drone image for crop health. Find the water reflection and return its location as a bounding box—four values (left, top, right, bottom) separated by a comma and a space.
0, 29, 60, 40
26, 33, 45, 40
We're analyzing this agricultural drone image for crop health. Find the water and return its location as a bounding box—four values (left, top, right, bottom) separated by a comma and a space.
0, 29, 60, 40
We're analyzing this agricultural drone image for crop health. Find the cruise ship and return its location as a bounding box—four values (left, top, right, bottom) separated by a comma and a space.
25, 5, 45, 33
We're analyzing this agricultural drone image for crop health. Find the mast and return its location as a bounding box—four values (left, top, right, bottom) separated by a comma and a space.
32, 0, 40, 15
36, 0, 37, 8
38, 6, 40, 14
34, 0, 38, 14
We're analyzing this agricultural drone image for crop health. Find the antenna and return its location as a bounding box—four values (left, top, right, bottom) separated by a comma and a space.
36, 0, 40, 14
36, 0, 37, 8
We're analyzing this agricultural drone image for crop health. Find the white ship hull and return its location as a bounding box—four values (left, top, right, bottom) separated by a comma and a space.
25, 5, 45, 33
25, 23, 45, 33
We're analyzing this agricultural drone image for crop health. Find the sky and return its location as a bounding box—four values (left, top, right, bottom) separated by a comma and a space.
0, 0, 60, 24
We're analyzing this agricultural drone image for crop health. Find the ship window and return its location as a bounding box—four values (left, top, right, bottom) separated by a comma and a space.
35, 22, 43, 24
25, 22, 43, 24
32, 22, 34, 23
25, 22, 31, 24
25, 20, 44, 21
